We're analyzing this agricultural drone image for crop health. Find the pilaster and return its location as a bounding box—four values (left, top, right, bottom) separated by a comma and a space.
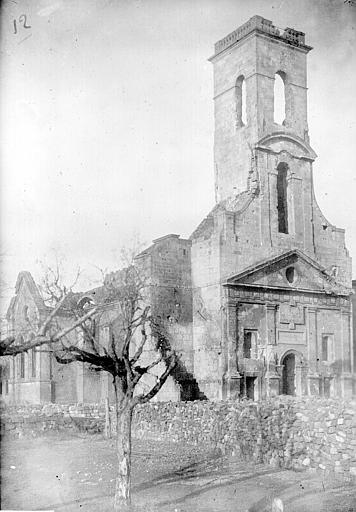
307, 306, 320, 395
307, 306, 318, 373
265, 371, 281, 397
266, 304, 277, 345
341, 310, 351, 373
225, 302, 241, 399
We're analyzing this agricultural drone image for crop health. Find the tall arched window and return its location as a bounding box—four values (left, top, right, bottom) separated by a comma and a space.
0, 363, 10, 395
236, 75, 247, 126
31, 348, 36, 378
277, 162, 289, 234
16, 335, 25, 378
20, 352, 25, 379
241, 78, 247, 125
27, 333, 36, 378
49, 352, 53, 380
274, 71, 286, 125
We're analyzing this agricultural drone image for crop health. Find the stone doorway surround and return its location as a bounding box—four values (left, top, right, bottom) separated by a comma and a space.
280, 349, 303, 396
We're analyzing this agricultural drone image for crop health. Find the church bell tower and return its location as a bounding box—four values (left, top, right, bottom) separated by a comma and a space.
209, 15, 314, 203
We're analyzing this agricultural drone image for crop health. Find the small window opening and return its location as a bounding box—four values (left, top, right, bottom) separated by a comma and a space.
0, 364, 10, 395
236, 75, 247, 126
31, 348, 36, 378
274, 71, 286, 125
20, 352, 25, 379
241, 376, 256, 400
49, 352, 53, 379
277, 162, 289, 233
243, 330, 257, 359
286, 267, 296, 284
322, 336, 328, 362
322, 334, 334, 362
241, 78, 247, 125
0, 363, 9, 393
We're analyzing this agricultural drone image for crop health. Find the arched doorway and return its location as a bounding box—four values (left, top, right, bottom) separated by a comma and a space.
281, 352, 296, 395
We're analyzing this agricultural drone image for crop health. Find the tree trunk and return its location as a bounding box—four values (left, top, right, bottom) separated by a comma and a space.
113, 379, 134, 511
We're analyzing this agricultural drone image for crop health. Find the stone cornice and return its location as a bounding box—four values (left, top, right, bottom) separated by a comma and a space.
256, 132, 317, 161
210, 15, 312, 62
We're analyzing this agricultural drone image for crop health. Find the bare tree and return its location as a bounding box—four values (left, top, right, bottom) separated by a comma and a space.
52, 262, 177, 511
2, 249, 177, 509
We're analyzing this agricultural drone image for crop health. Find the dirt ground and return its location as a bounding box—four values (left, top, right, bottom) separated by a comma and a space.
1, 432, 355, 512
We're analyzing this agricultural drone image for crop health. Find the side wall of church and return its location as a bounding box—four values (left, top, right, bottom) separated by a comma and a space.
6, 280, 53, 404
191, 216, 227, 400
312, 198, 352, 288
135, 235, 193, 400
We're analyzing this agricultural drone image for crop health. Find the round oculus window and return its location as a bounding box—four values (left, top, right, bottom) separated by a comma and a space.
285, 266, 296, 284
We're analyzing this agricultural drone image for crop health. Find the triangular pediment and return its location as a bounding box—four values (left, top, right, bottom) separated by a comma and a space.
224, 250, 350, 296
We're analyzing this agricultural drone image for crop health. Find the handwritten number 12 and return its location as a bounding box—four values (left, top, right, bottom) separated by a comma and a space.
13, 14, 31, 34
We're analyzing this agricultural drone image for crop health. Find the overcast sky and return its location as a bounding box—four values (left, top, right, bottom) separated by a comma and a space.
1, 0, 355, 308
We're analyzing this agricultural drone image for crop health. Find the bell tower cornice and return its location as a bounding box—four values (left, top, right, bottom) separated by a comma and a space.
211, 15, 312, 202
209, 15, 312, 63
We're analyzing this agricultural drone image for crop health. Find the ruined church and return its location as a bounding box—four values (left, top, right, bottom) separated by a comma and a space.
3, 16, 354, 403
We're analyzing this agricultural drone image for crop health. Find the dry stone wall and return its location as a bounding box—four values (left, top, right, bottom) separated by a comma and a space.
0, 403, 105, 435
1, 397, 355, 478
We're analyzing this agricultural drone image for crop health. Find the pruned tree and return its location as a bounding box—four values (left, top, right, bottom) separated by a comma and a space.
52, 262, 177, 511
2, 248, 177, 510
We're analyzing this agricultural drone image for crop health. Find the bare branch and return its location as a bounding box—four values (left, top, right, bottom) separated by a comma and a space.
130, 312, 151, 366
132, 353, 164, 386
54, 344, 116, 373
52, 307, 97, 342
0, 307, 97, 357
133, 353, 177, 405
38, 292, 67, 336
70, 308, 101, 357
0, 335, 49, 357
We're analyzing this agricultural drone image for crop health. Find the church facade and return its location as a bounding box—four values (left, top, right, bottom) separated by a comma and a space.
188, 15, 353, 400
2, 16, 354, 404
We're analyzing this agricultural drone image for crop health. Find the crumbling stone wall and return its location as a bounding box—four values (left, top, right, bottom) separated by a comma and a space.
0, 403, 105, 435
1, 398, 355, 478
133, 398, 356, 477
